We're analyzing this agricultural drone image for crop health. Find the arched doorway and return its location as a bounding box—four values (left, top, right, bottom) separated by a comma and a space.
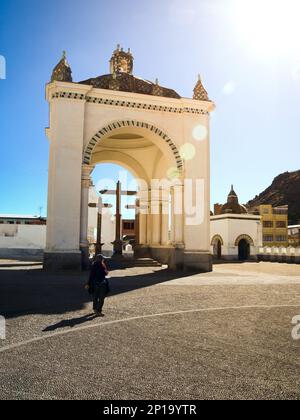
211, 235, 223, 260
238, 239, 250, 261
235, 235, 253, 262
214, 240, 222, 259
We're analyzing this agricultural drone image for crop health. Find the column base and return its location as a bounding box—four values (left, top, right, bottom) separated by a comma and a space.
134, 245, 151, 259
80, 245, 90, 271
43, 251, 82, 271
149, 246, 183, 269
134, 247, 212, 272
183, 251, 212, 273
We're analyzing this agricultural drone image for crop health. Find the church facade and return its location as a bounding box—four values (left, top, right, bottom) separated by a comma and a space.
44, 47, 215, 272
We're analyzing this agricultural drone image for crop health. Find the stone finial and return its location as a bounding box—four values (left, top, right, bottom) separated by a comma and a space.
152, 79, 164, 97
229, 185, 238, 199
51, 51, 73, 83
193, 74, 209, 101
110, 46, 134, 75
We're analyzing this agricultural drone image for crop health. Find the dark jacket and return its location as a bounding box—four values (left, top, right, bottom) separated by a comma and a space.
89, 261, 107, 287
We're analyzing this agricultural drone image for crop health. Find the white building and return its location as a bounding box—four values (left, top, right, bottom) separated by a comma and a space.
211, 187, 262, 261
0, 215, 46, 259
44, 47, 215, 271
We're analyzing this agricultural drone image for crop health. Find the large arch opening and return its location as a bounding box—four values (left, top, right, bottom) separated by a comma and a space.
88, 163, 138, 257
83, 120, 184, 175
83, 121, 182, 268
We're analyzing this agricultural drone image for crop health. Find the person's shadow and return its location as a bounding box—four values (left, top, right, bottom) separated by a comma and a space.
43, 313, 97, 332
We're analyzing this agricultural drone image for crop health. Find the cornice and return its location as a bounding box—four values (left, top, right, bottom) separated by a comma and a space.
46, 82, 215, 115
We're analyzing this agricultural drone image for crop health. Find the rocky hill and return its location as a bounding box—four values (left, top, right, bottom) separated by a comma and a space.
247, 170, 300, 224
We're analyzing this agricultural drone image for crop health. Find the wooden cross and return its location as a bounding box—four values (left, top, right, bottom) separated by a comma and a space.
88, 199, 112, 255
100, 182, 137, 257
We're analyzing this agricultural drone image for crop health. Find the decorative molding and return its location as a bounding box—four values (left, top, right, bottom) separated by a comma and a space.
86, 96, 209, 115
234, 234, 254, 247
211, 235, 224, 246
83, 120, 184, 172
52, 92, 86, 101
51, 92, 209, 115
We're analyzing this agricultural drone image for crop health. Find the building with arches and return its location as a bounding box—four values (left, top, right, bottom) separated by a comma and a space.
211, 186, 262, 261
44, 47, 215, 271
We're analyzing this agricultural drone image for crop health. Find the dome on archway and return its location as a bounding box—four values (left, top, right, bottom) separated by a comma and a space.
79, 46, 181, 99
221, 186, 248, 215
50, 46, 211, 102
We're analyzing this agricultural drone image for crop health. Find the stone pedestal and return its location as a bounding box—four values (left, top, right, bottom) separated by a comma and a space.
44, 251, 82, 271
183, 251, 212, 273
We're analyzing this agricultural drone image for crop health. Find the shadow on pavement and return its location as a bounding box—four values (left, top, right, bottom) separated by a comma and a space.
0, 263, 194, 320
42, 313, 97, 332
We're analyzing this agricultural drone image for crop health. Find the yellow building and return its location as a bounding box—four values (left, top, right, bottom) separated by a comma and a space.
253, 205, 289, 247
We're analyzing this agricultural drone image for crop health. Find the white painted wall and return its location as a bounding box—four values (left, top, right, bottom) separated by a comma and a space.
101, 211, 116, 255
87, 186, 116, 254
0, 225, 46, 249
211, 214, 262, 259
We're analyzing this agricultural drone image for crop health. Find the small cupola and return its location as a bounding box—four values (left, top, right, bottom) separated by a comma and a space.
193, 74, 209, 101
109, 45, 134, 75
221, 185, 248, 215
51, 51, 73, 83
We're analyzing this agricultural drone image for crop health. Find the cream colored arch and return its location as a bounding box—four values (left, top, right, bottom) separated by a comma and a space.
235, 234, 254, 246
83, 120, 184, 172
211, 235, 224, 246
91, 150, 149, 184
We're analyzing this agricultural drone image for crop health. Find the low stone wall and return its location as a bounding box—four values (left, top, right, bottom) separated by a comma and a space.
0, 248, 44, 261
258, 247, 300, 264
0, 225, 46, 261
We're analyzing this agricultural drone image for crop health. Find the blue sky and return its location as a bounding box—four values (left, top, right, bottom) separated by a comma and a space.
0, 0, 299, 217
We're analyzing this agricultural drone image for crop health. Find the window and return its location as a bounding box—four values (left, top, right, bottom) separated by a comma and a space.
274, 209, 288, 215
276, 221, 286, 228
276, 236, 287, 242
263, 235, 274, 242
263, 221, 273, 228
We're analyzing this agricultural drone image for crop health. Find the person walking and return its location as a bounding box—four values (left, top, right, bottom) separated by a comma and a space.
86, 254, 109, 317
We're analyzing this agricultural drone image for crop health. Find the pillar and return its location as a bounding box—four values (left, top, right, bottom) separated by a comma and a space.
161, 189, 170, 246
44, 85, 91, 271
138, 190, 148, 245
135, 189, 150, 259
151, 189, 161, 245
172, 184, 184, 245
80, 164, 94, 269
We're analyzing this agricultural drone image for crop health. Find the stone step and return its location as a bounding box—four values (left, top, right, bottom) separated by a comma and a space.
107, 257, 162, 269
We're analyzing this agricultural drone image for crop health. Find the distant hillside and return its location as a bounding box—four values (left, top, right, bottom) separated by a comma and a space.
247, 170, 300, 224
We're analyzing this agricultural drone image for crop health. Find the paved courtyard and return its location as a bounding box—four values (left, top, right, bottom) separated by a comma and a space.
0, 260, 300, 400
